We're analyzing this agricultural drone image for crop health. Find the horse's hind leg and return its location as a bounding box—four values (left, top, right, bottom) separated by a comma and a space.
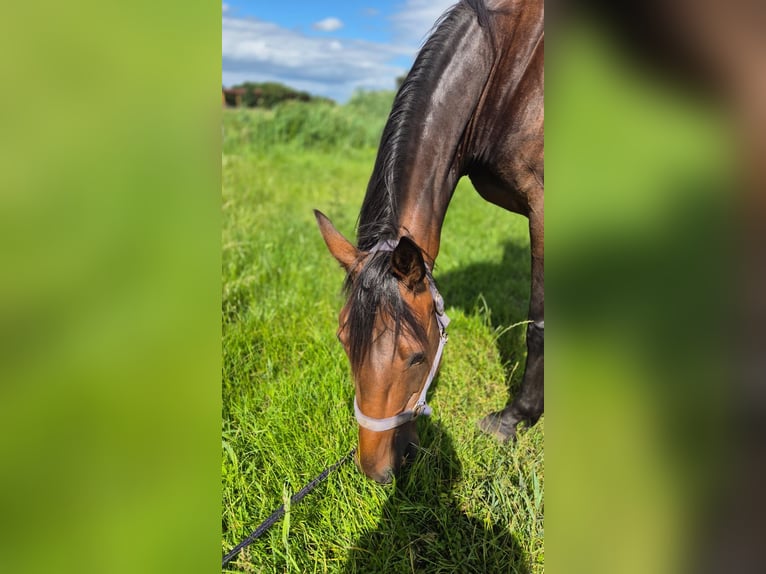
480, 208, 544, 441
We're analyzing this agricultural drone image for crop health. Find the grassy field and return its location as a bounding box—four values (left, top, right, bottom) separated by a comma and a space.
221, 98, 543, 573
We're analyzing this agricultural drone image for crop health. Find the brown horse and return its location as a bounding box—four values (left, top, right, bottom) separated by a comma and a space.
316, 0, 543, 483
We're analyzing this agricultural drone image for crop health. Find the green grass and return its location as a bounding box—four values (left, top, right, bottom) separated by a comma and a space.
223, 90, 396, 155
222, 105, 543, 573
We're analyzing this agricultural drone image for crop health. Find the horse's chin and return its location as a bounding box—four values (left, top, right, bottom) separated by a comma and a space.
402, 433, 420, 465
392, 421, 419, 470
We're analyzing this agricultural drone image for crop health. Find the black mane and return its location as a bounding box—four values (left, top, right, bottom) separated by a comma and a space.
344, 0, 491, 371
356, 0, 491, 250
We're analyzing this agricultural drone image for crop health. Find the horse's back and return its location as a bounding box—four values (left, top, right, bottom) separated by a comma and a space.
467, 0, 544, 217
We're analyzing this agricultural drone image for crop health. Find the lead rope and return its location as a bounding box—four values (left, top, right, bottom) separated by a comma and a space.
222, 448, 356, 568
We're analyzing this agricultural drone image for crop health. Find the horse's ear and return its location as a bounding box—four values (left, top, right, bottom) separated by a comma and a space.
391, 236, 426, 290
314, 210, 359, 272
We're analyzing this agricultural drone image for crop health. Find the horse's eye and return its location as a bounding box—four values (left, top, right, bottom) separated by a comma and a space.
408, 352, 425, 367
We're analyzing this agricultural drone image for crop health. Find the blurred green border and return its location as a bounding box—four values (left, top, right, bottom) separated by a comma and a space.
0, 2, 221, 573
546, 19, 734, 574
0, 3, 740, 572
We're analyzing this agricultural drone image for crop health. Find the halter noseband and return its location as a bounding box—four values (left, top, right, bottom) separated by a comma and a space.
352, 240, 450, 433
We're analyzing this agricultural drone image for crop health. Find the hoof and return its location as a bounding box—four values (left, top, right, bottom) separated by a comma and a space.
478, 411, 519, 443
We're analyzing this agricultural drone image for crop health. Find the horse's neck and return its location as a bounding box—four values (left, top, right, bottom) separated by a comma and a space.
361, 4, 495, 262
396, 32, 493, 262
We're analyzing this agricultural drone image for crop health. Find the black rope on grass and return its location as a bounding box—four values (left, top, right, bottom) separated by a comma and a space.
222, 448, 357, 569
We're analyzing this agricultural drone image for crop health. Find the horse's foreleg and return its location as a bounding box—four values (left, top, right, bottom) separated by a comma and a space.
479, 208, 544, 442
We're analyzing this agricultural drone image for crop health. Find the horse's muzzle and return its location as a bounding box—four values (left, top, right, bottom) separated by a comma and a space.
357, 422, 419, 483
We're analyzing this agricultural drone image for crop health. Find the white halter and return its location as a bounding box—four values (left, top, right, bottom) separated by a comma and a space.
352, 240, 450, 432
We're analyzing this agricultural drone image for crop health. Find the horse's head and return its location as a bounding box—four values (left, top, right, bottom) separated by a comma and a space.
315, 211, 448, 484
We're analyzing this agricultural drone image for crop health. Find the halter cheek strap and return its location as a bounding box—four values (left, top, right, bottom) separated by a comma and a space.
353, 240, 450, 433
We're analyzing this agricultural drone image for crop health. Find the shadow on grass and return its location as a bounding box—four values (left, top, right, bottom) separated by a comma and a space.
438, 238, 531, 398
344, 420, 530, 573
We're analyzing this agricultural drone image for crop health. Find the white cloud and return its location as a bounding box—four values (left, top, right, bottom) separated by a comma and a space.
222, 16, 410, 102
222, 3, 228, 13
390, 0, 456, 45
312, 17, 343, 32
221, 1, 457, 102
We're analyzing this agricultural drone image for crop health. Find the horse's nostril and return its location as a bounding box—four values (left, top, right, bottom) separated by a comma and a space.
371, 467, 393, 484
357, 454, 394, 483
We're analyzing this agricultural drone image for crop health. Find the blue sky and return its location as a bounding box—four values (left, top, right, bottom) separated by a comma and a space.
222, 1, 456, 102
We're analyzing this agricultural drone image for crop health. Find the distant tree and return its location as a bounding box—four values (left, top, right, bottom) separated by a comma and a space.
228, 82, 333, 108
395, 75, 407, 89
